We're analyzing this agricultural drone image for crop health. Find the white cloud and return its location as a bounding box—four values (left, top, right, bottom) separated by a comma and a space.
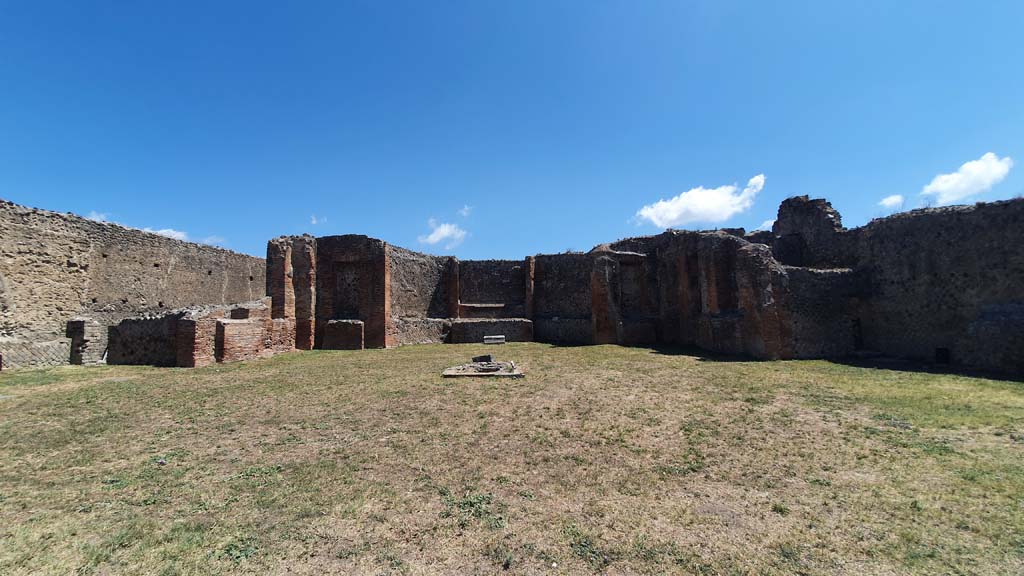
754, 219, 775, 231
458, 204, 472, 217
143, 227, 189, 241
921, 152, 1013, 205
310, 214, 327, 225
417, 218, 467, 250
636, 174, 765, 228
200, 235, 226, 246
878, 194, 904, 210
86, 211, 109, 222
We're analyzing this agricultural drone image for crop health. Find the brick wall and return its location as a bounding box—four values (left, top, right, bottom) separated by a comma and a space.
0, 199, 266, 368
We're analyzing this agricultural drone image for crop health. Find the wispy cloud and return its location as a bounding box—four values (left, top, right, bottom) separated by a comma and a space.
86, 210, 218, 245
754, 219, 774, 231
310, 214, 327, 225
921, 152, 1013, 205
458, 204, 472, 217
143, 227, 189, 241
636, 174, 765, 228
417, 218, 467, 250
878, 194, 904, 210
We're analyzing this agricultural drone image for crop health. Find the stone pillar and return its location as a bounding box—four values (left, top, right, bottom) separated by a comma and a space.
291, 236, 317, 350
67, 318, 107, 365
446, 257, 461, 319
175, 317, 218, 367
267, 238, 295, 320
380, 245, 394, 348
591, 256, 622, 344
524, 256, 535, 320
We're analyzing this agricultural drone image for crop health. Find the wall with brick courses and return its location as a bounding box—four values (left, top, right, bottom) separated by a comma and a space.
101, 299, 290, 368
67, 319, 108, 365
0, 199, 265, 368
314, 235, 391, 348
107, 314, 184, 366
457, 260, 527, 318
216, 319, 266, 363
267, 235, 316, 350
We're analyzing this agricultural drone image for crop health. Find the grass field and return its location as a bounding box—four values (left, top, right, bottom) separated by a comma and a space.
1, 343, 1022, 575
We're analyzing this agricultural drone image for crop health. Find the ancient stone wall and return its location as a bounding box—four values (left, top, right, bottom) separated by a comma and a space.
654, 231, 793, 359
449, 318, 533, 344
772, 196, 856, 268
851, 201, 1024, 372
387, 245, 451, 320
767, 196, 1024, 373
457, 260, 527, 318
532, 254, 594, 344
8, 194, 1021, 375
783, 267, 862, 358
314, 235, 391, 348
108, 313, 187, 367
0, 199, 266, 368
105, 299, 292, 367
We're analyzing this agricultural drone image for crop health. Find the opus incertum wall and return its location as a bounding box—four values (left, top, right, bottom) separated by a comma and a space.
266, 197, 1024, 376
4, 195, 1022, 376
0, 199, 266, 369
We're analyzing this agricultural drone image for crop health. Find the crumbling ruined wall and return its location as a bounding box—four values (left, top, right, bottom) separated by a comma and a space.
852, 201, 1024, 372
772, 196, 857, 268
314, 235, 391, 348
267, 235, 316, 350
784, 267, 862, 358
767, 195, 1024, 373
386, 245, 452, 345
654, 232, 794, 359
105, 299, 291, 367
532, 254, 594, 343
0, 199, 265, 368
457, 260, 527, 318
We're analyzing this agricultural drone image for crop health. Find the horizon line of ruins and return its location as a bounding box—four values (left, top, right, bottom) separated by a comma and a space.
1, 195, 1021, 376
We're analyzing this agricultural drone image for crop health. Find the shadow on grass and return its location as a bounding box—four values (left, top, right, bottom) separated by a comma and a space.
646, 343, 1023, 382
826, 355, 1024, 383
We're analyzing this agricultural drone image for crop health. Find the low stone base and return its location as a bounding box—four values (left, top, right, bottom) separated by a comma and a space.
323, 319, 365, 350
449, 318, 533, 344
442, 360, 524, 378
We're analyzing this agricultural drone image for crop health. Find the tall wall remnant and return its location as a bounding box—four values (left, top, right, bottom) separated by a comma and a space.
262, 196, 1023, 375
3, 195, 1022, 375
766, 196, 1024, 374
0, 199, 266, 369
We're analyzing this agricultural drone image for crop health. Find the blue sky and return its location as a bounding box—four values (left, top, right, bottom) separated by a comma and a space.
1, 1, 1021, 258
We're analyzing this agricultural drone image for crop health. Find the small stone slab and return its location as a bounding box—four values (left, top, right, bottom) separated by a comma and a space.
442, 360, 524, 378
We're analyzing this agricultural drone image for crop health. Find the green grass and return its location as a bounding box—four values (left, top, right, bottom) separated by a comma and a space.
1, 343, 1022, 574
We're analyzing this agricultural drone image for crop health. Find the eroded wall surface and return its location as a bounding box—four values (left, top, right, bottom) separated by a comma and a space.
770, 196, 1024, 373
0, 200, 266, 368
8, 194, 1021, 375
